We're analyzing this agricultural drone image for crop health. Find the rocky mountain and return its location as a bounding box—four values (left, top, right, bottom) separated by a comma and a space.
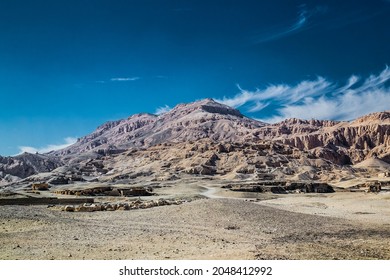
96, 139, 337, 183
0, 153, 62, 184
1, 99, 389, 185
251, 111, 390, 165
52, 98, 265, 157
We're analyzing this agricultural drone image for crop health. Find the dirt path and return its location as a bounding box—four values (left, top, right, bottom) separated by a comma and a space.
201, 186, 222, 199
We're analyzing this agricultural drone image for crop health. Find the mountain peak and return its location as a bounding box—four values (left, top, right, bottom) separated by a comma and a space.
45, 98, 390, 167
50, 98, 265, 156
197, 97, 216, 104
168, 98, 243, 118
351, 111, 390, 125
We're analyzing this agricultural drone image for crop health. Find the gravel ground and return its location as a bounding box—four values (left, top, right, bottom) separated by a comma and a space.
1, 198, 390, 260
258, 192, 390, 225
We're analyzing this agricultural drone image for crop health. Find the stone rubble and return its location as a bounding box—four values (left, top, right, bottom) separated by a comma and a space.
54, 199, 187, 212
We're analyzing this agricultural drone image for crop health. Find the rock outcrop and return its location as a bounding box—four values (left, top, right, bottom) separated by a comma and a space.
0, 153, 62, 182
51, 98, 265, 157
1, 99, 389, 184
251, 111, 390, 164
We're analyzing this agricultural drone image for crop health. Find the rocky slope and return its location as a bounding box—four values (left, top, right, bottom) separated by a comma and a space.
0, 153, 62, 184
250, 111, 390, 165
93, 139, 330, 183
51, 98, 265, 157
1, 99, 389, 185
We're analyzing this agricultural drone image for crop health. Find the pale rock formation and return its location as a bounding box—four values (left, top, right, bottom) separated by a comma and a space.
0, 99, 389, 184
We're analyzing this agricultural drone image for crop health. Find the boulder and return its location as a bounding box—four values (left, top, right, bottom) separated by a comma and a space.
64, 205, 75, 212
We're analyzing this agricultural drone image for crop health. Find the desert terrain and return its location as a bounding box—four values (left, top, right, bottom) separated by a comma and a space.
1, 99, 390, 260
1, 181, 390, 260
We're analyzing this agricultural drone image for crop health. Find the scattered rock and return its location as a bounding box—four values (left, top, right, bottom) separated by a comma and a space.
64, 205, 75, 212
55, 199, 185, 213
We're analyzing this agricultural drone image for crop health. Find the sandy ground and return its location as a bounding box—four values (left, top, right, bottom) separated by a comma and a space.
1, 184, 390, 260
258, 192, 390, 225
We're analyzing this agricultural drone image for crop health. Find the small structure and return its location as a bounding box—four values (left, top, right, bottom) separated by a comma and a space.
224, 181, 334, 193
306, 182, 334, 193
118, 187, 154, 196
55, 186, 154, 197
366, 181, 381, 192
378, 172, 390, 178
256, 173, 276, 180
31, 183, 49, 191
285, 182, 334, 193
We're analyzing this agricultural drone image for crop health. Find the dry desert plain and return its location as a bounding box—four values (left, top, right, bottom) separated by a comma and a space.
1, 101, 390, 260
1, 180, 390, 260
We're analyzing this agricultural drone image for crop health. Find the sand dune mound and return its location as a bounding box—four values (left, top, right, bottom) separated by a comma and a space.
354, 157, 390, 169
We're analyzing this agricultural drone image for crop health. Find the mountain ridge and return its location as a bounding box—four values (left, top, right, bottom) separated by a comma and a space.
1, 98, 389, 184
52, 98, 266, 157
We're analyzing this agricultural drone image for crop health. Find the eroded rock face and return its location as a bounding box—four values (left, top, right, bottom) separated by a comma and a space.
47, 100, 390, 166
91, 139, 332, 184
1, 99, 389, 184
253, 111, 390, 164
50, 99, 265, 157
0, 153, 62, 180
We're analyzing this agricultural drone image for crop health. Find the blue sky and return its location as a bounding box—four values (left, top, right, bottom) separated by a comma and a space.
0, 0, 389, 156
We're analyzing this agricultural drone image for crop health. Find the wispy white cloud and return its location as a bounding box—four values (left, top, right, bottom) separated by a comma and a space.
18, 137, 77, 154
216, 66, 390, 123
291, 5, 308, 30
154, 105, 172, 115
110, 77, 140, 82
254, 5, 326, 43
248, 101, 270, 113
